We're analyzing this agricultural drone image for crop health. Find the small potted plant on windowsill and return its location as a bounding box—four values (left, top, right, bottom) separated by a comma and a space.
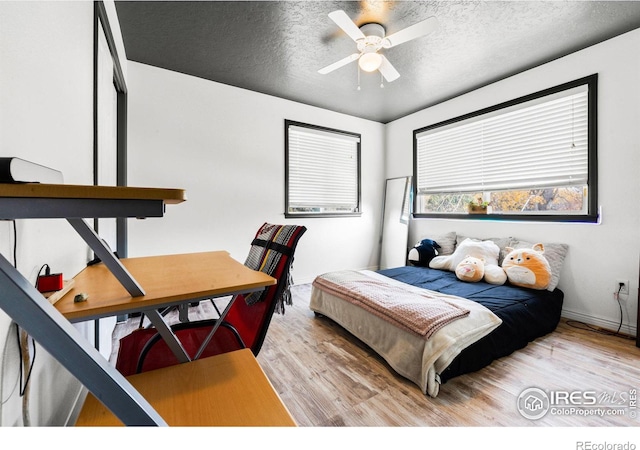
467, 197, 490, 214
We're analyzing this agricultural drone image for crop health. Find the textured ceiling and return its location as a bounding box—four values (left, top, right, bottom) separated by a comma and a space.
114, 1, 640, 123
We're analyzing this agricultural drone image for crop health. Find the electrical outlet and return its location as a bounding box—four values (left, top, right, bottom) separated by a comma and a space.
616, 279, 629, 296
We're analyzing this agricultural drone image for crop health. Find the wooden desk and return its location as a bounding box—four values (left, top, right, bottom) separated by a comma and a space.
55, 251, 276, 364
55, 251, 276, 322
0, 182, 186, 203
75, 349, 296, 426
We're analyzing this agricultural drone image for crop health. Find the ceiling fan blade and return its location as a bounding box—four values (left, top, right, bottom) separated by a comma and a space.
383, 16, 438, 48
379, 55, 400, 82
328, 10, 366, 42
318, 53, 361, 74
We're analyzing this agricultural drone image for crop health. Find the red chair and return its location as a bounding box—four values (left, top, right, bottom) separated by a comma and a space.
115, 223, 306, 375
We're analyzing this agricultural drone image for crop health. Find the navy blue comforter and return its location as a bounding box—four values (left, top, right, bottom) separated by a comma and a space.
377, 266, 564, 383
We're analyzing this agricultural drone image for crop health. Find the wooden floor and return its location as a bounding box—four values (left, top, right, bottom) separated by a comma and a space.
112, 284, 640, 427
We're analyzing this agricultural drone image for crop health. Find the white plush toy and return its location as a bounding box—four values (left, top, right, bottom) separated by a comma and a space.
429, 238, 507, 285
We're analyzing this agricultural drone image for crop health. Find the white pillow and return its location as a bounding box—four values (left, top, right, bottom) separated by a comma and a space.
418, 231, 457, 256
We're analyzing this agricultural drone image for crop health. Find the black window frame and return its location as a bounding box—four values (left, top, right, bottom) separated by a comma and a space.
285, 119, 362, 219
412, 74, 598, 223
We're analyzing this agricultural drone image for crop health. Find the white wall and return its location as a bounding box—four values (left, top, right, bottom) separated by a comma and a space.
0, 1, 127, 426
386, 29, 640, 336
126, 62, 386, 282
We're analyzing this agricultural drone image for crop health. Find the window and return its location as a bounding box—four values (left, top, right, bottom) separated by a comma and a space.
413, 74, 598, 223
285, 120, 361, 218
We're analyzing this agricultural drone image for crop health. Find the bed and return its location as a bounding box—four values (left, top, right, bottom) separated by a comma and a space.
310, 234, 566, 397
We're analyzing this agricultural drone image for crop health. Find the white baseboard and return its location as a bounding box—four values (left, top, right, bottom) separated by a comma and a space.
562, 308, 637, 338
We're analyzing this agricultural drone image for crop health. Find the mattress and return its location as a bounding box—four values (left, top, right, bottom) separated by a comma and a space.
377, 266, 564, 383
310, 265, 563, 395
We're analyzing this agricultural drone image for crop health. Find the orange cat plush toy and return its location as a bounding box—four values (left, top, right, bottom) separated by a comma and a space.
502, 244, 551, 290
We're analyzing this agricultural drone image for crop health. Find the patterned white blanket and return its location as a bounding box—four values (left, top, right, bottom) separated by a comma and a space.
313, 270, 470, 339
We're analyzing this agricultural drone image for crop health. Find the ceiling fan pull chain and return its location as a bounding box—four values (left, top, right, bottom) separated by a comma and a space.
380, 72, 384, 89
357, 65, 361, 91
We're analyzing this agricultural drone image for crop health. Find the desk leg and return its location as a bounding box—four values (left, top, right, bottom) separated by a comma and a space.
67, 218, 145, 297
143, 309, 191, 363
193, 295, 239, 360
178, 304, 189, 323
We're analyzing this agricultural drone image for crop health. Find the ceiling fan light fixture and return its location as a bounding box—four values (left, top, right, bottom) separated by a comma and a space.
359, 52, 383, 72
319, 10, 438, 84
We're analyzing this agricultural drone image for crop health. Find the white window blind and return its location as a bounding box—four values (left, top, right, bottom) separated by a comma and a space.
287, 124, 360, 214
415, 85, 589, 194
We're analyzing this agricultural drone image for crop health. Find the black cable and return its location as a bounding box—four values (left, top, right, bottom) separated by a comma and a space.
565, 320, 629, 338
36, 264, 50, 277
9, 220, 35, 420
615, 284, 623, 334
14, 268, 47, 398
10, 249, 42, 398
12, 220, 17, 269
15, 325, 36, 397
566, 320, 609, 335
565, 284, 633, 342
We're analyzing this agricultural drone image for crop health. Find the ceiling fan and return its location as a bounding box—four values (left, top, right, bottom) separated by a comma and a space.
318, 10, 438, 83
